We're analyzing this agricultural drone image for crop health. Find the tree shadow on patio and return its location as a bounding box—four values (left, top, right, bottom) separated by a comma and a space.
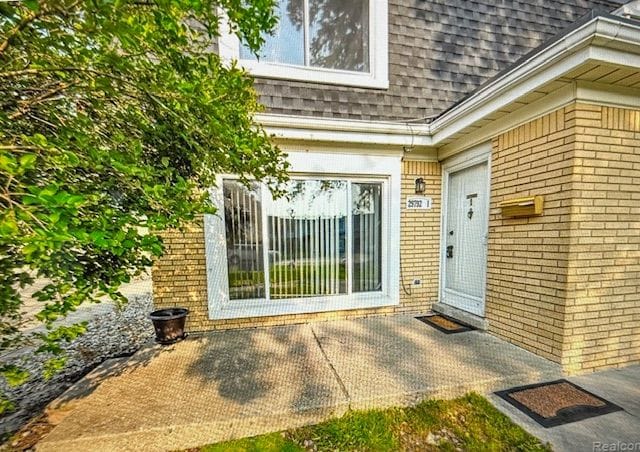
311, 315, 560, 406
45, 343, 171, 425
182, 324, 344, 411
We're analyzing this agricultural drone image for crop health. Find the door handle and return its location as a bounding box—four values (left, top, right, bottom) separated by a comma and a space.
446, 245, 453, 258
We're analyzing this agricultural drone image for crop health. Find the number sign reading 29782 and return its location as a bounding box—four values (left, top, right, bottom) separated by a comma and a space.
406, 196, 433, 210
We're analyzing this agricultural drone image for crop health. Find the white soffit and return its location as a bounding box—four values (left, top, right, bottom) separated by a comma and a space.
256, 15, 640, 155
429, 16, 640, 146
438, 80, 640, 158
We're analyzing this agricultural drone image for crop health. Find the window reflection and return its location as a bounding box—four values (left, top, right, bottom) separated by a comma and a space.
265, 180, 348, 299
309, 0, 369, 71
352, 183, 382, 292
240, 0, 304, 65
240, 0, 369, 73
223, 178, 383, 302
223, 180, 265, 300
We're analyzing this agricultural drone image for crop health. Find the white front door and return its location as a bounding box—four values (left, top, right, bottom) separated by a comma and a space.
442, 161, 489, 316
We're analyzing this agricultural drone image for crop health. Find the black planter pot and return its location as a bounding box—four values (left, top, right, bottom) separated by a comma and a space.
149, 308, 189, 344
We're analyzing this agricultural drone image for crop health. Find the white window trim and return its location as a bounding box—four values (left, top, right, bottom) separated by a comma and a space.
218, 0, 388, 89
204, 151, 401, 320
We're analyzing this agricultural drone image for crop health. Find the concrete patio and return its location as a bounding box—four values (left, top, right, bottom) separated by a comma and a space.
38, 315, 561, 452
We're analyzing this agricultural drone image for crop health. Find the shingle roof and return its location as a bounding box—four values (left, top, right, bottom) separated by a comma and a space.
254, 0, 623, 121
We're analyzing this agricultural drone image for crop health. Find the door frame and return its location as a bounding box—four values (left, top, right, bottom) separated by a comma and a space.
438, 142, 492, 317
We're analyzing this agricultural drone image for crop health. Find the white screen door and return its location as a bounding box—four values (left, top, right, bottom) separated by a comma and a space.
442, 161, 488, 316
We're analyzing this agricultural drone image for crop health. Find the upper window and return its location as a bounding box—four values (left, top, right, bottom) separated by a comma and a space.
239, 0, 370, 72
219, 0, 388, 89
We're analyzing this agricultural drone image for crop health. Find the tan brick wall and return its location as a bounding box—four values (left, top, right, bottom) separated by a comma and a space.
488, 103, 640, 373
488, 106, 574, 364
400, 161, 441, 308
152, 160, 441, 331
562, 104, 640, 373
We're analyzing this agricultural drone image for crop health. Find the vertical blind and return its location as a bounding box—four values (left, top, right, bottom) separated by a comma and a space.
223, 180, 265, 300
267, 180, 347, 299
352, 183, 382, 292
223, 178, 382, 301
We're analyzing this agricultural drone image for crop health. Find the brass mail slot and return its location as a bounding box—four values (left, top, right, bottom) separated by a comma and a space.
498, 195, 544, 217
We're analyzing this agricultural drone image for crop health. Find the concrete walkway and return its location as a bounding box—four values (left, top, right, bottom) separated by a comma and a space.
38, 315, 561, 452
491, 365, 640, 452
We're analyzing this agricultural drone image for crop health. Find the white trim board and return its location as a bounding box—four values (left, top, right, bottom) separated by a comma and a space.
259, 76, 640, 159
218, 0, 388, 89
576, 80, 640, 109
439, 80, 640, 158
256, 113, 433, 151
258, 77, 640, 158
437, 83, 575, 159
275, 141, 437, 162
252, 16, 640, 157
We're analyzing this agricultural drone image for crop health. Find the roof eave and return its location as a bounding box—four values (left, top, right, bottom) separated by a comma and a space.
429, 15, 640, 145
255, 15, 640, 154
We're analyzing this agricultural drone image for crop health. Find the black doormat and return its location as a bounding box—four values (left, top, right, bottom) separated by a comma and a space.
495, 379, 623, 428
415, 314, 474, 334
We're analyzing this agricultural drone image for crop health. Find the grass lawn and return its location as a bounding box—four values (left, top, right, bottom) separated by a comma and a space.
199, 393, 551, 451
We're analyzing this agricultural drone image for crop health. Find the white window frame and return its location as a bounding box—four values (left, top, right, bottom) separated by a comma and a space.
205, 152, 400, 319
218, 0, 389, 89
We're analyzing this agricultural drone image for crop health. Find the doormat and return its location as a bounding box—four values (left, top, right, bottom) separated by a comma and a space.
495, 380, 623, 428
415, 314, 474, 334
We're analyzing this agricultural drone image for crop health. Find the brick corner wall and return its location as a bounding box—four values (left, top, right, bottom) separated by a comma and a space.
487, 106, 574, 364
488, 103, 640, 373
399, 160, 442, 310
561, 103, 640, 373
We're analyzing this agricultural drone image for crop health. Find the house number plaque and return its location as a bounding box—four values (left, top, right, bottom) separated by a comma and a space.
406, 196, 433, 210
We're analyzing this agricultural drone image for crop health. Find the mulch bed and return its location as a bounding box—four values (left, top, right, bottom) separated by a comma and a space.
415, 315, 474, 334
495, 379, 623, 427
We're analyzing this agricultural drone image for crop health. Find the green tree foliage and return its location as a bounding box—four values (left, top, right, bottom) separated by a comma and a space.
0, 0, 287, 412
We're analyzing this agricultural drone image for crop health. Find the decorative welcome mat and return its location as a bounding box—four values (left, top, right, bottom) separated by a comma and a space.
415, 314, 474, 334
495, 380, 623, 427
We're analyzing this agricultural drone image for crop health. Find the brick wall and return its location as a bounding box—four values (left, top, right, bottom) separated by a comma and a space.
562, 104, 640, 373
152, 160, 441, 331
488, 103, 640, 373
400, 161, 441, 307
488, 106, 574, 364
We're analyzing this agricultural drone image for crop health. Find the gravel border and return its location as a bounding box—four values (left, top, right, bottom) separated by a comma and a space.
0, 293, 155, 435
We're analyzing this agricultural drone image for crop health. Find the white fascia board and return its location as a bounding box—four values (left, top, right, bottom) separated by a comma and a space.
575, 80, 640, 109
431, 47, 592, 146
439, 79, 640, 158
255, 113, 432, 148
588, 45, 640, 70
255, 16, 640, 154
430, 16, 640, 144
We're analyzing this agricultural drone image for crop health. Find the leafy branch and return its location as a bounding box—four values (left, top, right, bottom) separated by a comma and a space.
0, 0, 285, 414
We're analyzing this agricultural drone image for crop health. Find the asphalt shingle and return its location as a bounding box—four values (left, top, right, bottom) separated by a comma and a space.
253, 0, 622, 121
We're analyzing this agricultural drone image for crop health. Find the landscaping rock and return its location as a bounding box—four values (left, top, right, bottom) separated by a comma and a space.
426, 432, 438, 445
0, 293, 154, 436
